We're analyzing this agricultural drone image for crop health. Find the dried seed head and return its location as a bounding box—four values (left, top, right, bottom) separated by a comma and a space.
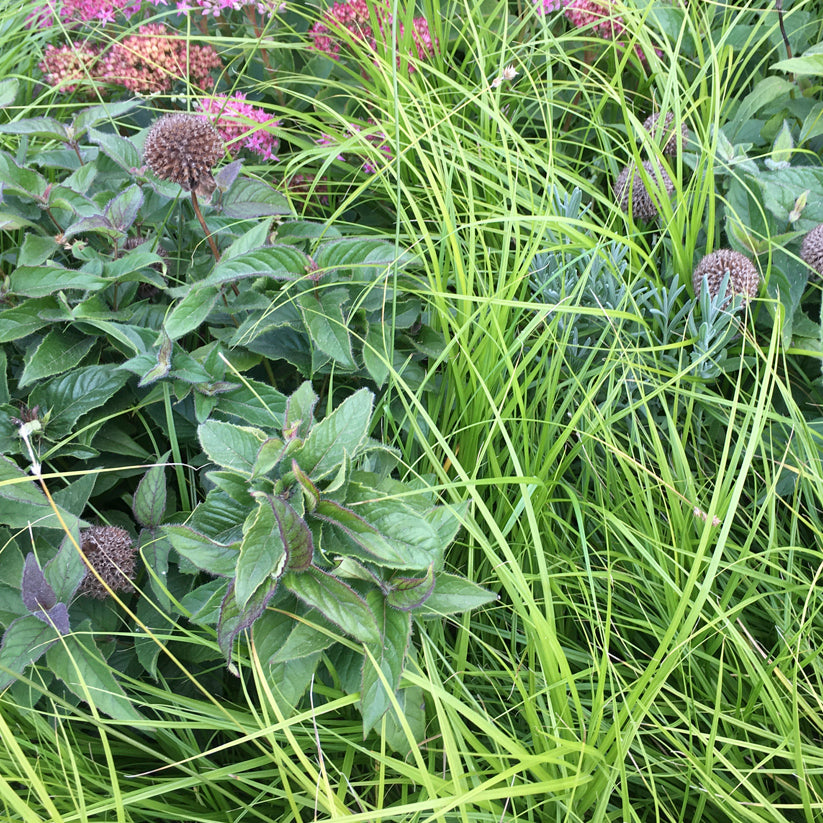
614, 159, 674, 220
78, 526, 138, 600
642, 111, 689, 156
692, 249, 760, 305
801, 224, 823, 276
143, 113, 223, 198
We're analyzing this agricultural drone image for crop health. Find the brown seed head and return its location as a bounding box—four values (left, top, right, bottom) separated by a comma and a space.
642, 111, 689, 156
143, 113, 223, 197
614, 159, 674, 220
78, 526, 138, 600
801, 224, 823, 276
692, 249, 760, 305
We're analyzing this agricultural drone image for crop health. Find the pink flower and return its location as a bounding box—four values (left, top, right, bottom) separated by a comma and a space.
309, 0, 435, 71
534, 0, 564, 13
198, 94, 280, 161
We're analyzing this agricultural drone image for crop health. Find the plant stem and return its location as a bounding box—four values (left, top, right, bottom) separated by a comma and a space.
190, 190, 220, 262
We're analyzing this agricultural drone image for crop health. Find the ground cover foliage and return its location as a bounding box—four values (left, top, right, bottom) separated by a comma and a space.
0, 0, 822, 820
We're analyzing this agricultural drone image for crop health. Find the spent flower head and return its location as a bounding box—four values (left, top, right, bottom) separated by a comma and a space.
613, 159, 673, 220
78, 526, 138, 600
692, 249, 760, 306
801, 224, 823, 277
143, 113, 224, 197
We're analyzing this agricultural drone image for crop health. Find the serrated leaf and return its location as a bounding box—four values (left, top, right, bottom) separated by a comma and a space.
133, 455, 168, 529
314, 237, 418, 273
164, 525, 239, 577
298, 288, 356, 368
204, 245, 309, 287
165, 286, 219, 341
0, 115, 67, 141
270, 606, 340, 662
198, 420, 265, 476
30, 365, 129, 437
214, 380, 286, 428
72, 99, 143, 137
0, 150, 48, 198
105, 184, 143, 232
283, 381, 317, 440
87, 126, 140, 172
282, 567, 380, 645
217, 579, 279, 674
9, 265, 108, 297
268, 493, 314, 571
252, 437, 286, 478
19, 328, 95, 388
293, 388, 373, 480
47, 632, 144, 723
0, 615, 60, 690
235, 501, 286, 609
0, 298, 65, 343
773, 53, 823, 76
417, 573, 497, 616
361, 596, 411, 735
219, 176, 292, 219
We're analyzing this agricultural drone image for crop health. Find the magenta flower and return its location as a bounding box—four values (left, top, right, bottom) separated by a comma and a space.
309, 0, 436, 71
198, 94, 280, 161
534, 0, 564, 13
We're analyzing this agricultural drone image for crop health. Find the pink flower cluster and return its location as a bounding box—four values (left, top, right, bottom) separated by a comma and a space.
39, 24, 222, 95
28, 0, 141, 27
536, 0, 657, 67
146, 0, 286, 15
197, 94, 280, 161
309, 0, 436, 72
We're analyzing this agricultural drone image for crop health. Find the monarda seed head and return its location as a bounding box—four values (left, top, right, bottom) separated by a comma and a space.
801, 224, 823, 276
78, 526, 138, 600
143, 113, 224, 198
642, 111, 689, 156
692, 249, 760, 305
614, 159, 674, 220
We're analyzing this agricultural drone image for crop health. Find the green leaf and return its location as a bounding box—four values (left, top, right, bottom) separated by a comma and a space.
0, 78, 19, 108
235, 501, 287, 609
0, 298, 66, 343
283, 567, 380, 645
0, 150, 48, 198
46, 632, 144, 723
0, 456, 85, 532
214, 380, 286, 429
293, 388, 373, 480
773, 53, 823, 76
198, 420, 266, 476
0, 615, 60, 690
19, 329, 95, 388
30, 365, 129, 437
219, 177, 293, 219
269, 609, 340, 662
0, 115, 67, 141
165, 286, 219, 341
268, 493, 314, 571
417, 573, 497, 617
363, 323, 390, 386
72, 100, 143, 138
87, 126, 140, 172
361, 596, 411, 735
298, 289, 356, 369
204, 245, 309, 287
133, 454, 169, 529
314, 237, 418, 273
163, 525, 239, 577
18, 235, 60, 268
283, 381, 317, 439
9, 265, 107, 298
315, 498, 436, 569
381, 683, 426, 752
265, 651, 322, 710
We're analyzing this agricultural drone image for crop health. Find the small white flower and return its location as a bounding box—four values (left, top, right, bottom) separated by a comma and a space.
502, 64, 518, 81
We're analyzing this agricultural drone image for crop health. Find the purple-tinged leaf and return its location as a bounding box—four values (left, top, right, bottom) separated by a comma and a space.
21, 553, 57, 613
105, 184, 143, 233
217, 578, 279, 675
215, 159, 242, 192
33, 602, 70, 635
386, 565, 436, 611
268, 493, 314, 571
